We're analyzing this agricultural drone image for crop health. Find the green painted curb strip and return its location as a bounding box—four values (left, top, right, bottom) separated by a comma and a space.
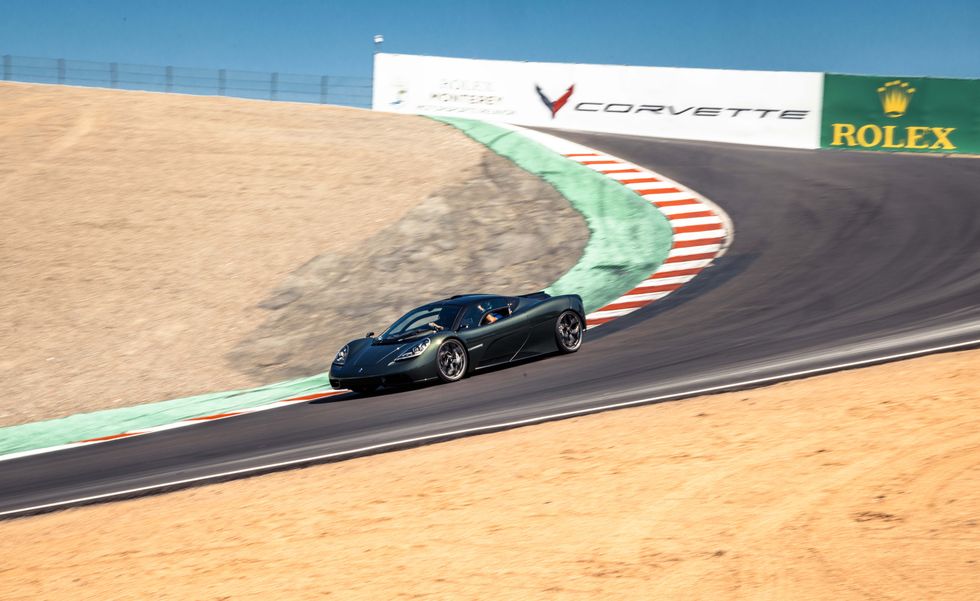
432, 117, 673, 313
0, 374, 333, 455
0, 119, 672, 456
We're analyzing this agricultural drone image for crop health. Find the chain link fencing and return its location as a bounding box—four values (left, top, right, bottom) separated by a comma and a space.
1, 54, 372, 108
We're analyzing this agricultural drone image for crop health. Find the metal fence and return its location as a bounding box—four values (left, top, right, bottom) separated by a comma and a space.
1, 54, 372, 108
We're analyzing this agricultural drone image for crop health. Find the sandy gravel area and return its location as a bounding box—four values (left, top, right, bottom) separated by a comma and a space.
0, 82, 585, 426
1, 349, 976, 600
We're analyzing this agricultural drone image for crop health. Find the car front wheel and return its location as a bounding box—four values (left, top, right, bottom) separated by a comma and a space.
436, 339, 468, 383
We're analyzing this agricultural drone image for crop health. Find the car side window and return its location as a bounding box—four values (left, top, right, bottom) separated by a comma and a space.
458, 303, 484, 330
458, 298, 511, 329
480, 299, 512, 326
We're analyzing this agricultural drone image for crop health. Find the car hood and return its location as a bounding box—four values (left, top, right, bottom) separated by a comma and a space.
347, 339, 413, 367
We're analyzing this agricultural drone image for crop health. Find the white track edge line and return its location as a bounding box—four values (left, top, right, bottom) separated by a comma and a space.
3, 337, 977, 518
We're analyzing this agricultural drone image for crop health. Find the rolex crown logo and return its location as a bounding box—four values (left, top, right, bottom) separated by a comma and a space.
877, 80, 916, 118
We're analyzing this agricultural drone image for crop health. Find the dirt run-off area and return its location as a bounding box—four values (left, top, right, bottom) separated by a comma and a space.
0, 82, 586, 426
1, 349, 976, 600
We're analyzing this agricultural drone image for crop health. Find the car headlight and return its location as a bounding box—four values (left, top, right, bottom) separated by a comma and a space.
395, 337, 430, 361
333, 344, 350, 366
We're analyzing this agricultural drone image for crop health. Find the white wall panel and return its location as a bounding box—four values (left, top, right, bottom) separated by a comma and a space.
374, 53, 823, 149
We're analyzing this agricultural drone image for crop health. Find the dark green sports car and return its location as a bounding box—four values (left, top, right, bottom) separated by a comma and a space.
328, 292, 585, 393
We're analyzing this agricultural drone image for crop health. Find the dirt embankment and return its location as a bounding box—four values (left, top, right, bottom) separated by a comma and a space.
0, 82, 586, 426
229, 150, 586, 381
2, 350, 976, 600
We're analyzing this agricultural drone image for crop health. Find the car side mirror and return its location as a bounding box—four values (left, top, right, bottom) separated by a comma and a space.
365, 331, 375, 338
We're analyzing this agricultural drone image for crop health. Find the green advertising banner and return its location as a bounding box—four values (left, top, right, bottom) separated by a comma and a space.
821, 74, 980, 154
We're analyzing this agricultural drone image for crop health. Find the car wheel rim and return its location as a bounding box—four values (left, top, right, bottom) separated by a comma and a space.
558, 312, 582, 350
439, 341, 465, 379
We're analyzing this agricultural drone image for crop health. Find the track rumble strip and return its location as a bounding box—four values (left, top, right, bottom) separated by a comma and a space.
495, 124, 733, 327
0, 391, 346, 462
0, 127, 731, 463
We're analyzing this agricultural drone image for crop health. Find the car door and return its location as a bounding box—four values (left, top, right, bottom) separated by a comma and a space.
457, 298, 527, 367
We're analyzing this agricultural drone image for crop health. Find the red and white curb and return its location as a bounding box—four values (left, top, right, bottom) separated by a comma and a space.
0, 126, 731, 463
498, 125, 733, 328
574, 150, 732, 327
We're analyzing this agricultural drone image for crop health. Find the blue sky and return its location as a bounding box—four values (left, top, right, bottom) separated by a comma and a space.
1, 0, 978, 78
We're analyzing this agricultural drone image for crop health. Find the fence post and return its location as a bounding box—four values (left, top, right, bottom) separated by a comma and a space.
57, 58, 66, 84
320, 75, 328, 104
270, 72, 278, 100
165, 65, 173, 92
218, 69, 226, 95
2, 55, 11, 80
110, 62, 118, 88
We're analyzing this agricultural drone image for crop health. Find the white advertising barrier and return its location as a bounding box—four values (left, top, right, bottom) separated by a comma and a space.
374, 53, 824, 149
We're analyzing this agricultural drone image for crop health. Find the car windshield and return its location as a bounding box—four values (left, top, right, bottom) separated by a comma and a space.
379, 303, 462, 342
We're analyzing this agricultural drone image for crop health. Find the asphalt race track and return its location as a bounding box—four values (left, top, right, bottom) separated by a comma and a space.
3, 132, 979, 517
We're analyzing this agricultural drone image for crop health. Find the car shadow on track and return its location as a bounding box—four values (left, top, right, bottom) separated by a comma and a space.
308, 353, 561, 403
308, 380, 441, 403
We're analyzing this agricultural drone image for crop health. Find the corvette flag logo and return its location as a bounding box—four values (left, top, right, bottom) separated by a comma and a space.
535, 84, 575, 118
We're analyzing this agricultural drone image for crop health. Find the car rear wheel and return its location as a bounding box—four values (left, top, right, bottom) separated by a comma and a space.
555, 310, 584, 353
436, 339, 468, 383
